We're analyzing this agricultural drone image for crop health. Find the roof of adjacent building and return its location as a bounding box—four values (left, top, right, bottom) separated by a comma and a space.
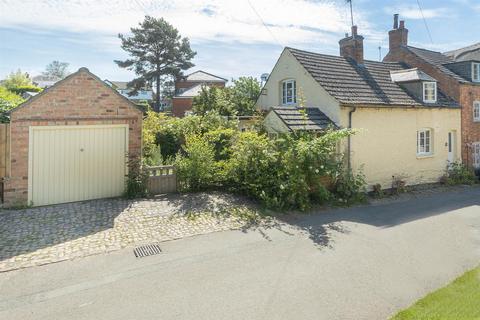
183, 70, 228, 82
174, 84, 204, 98
106, 80, 129, 90
405, 46, 468, 83
287, 47, 458, 108
390, 68, 436, 83
270, 107, 336, 131
444, 42, 480, 61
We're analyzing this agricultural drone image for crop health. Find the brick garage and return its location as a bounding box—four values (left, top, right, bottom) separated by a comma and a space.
3, 68, 143, 207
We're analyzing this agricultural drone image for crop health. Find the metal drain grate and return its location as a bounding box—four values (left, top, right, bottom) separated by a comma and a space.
133, 244, 162, 258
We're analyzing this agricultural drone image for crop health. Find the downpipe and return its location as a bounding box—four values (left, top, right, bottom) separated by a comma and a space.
347, 107, 356, 172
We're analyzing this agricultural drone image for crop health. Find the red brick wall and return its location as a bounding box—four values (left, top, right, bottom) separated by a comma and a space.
172, 98, 194, 117
460, 84, 480, 166
3, 68, 143, 207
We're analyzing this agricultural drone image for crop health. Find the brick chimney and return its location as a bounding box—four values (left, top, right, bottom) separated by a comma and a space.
389, 14, 408, 51
339, 25, 364, 65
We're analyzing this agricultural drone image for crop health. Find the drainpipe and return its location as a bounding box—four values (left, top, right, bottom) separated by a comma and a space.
347, 107, 356, 172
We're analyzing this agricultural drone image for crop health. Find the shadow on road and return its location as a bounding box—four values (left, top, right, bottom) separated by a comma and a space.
279, 186, 480, 248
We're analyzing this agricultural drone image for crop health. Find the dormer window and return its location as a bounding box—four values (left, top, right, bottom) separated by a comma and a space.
423, 82, 437, 103
281, 79, 296, 105
473, 63, 480, 82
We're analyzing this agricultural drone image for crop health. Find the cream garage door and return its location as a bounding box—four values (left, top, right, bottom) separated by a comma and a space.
29, 125, 128, 206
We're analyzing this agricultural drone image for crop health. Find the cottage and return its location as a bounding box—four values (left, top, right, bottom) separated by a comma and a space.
383, 15, 480, 171
257, 26, 461, 189
172, 70, 227, 117
3, 68, 143, 207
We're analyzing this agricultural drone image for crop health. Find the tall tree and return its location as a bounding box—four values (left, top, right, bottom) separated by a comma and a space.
42, 61, 70, 79
115, 16, 196, 110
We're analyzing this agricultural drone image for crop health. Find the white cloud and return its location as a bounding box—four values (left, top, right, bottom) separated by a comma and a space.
385, 5, 448, 20
0, 0, 376, 46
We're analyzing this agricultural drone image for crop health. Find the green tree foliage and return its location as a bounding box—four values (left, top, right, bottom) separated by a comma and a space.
230, 77, 261, 116
192, 86, 236, 117
142, 110, 237, 162
0, 86, 24, 122
115, 16, 196, 110
42, 61, 70, 79
192, 77, 261, 117
2, 70, 32, 90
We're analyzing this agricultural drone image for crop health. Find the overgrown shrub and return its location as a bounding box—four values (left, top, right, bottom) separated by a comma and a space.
175, 134, 218, 191
143, 110, 365, 211
0, 86, 24, 122
226, 130, 359, 210
333, 170, 367, 205
443, 162, 477, 185
124, 155, 149, 199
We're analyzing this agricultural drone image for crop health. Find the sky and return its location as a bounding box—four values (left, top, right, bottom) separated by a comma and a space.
0, 0, 479, 82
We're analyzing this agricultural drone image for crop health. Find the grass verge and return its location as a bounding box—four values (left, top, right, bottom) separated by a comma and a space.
391, 266, 480, 319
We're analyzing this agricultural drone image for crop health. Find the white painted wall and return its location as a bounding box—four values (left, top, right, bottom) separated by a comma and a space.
256, 49, 341, 125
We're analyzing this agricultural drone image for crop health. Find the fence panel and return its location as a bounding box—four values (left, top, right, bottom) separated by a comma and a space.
146, 165, 177, 194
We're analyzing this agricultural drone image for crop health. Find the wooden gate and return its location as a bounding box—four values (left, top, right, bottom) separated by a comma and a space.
0, 123, 10, 202
146, 165, 177, 194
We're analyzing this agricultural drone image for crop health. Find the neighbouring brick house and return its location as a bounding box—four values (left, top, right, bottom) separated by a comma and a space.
172, 70, 227, 117
384, 14, 480, 170
3, 67, 143, 207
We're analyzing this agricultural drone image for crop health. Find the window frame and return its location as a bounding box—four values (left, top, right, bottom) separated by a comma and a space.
472, 62, 480, 83
474, 101, 480, 122
422, 81, 437, 103
417, 128, 433, 156
473, 142, 480, 169
281, 79, 297, 106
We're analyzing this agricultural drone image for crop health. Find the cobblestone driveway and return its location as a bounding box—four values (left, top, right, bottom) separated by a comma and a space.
0, 193, 256, 272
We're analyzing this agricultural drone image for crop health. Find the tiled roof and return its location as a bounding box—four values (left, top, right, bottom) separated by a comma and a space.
287, 47, 458, 108
444, 42, 480, 61
271, 107, 336, 131
406, 46, 468, 83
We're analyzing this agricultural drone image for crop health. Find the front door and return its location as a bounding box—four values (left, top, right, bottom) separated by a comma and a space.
448, 131, 456, 163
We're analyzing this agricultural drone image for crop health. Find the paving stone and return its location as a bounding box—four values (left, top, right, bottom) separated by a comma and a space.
0, 193, 262, 272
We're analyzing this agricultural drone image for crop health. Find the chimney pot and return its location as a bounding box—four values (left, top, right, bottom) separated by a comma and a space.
388, 14, 408, 51
339, 26, 364, 65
